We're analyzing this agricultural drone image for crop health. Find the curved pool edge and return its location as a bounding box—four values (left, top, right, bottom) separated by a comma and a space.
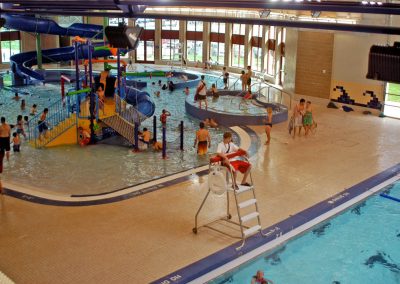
151, 163, 400, 284
1, 126, 259, 206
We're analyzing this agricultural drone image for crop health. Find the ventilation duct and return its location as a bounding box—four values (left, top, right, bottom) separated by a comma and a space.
367, 42, 400, 83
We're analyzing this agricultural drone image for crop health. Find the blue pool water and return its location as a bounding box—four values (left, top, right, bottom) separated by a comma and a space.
210, 181, 400, 284
0, 70, 249, 195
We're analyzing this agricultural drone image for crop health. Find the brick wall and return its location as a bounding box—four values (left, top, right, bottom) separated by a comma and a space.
295, 31, 334, 99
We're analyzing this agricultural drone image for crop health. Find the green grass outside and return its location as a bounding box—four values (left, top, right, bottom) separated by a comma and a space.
387, 83, 400, 102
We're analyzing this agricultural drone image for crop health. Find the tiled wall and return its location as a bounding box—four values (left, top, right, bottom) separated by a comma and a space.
330, 80, 384, 109
294, 31, 334, 99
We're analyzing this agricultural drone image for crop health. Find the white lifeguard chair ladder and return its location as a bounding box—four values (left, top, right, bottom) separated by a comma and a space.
193, 151, 266, 250
169, 42, 185, 70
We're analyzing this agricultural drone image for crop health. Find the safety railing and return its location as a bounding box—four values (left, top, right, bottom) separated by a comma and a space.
114, 93, 148, 125
28, 96, 76, 148
257, 83, 293, 109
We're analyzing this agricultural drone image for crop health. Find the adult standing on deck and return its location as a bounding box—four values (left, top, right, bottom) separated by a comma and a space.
0, 117, 11, 162
292, 98, 305, 138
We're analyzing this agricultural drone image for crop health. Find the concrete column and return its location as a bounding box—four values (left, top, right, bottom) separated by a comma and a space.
224, 23, 232, 68
282, 28, 298, 93
244, 24, 251, 68
274, 27, 283, 85
179, 20, 186, 61
261, 25, 267, 74
203, 22, 210, 63
154, 19, 162, 63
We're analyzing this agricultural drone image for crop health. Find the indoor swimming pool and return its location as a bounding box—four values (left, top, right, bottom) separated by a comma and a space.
0, 70, 251, 196
209, 179, 400, 284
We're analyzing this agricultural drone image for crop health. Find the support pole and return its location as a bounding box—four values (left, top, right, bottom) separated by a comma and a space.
117, 49, 121, 112
134, 122, 139, 152
103, 17, 108, 70
84, 64, 88, 87
153, 116, 157, 142
180, 121, 184, 151
88, 40, 96, 144
162, 126, 166, 159
74, 41, 79, 91
36, 33, 42, 70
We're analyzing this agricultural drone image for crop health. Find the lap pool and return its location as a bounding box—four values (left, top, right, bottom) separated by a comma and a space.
207, 178, 400, 284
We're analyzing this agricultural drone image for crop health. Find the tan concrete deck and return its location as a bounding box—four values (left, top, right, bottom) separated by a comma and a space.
1, 102, 400, 283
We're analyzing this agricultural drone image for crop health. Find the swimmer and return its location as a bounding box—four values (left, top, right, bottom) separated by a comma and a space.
251, 270, 274, 284
152, 141, 163, 151
12, 132, 20, 152
21, 99, 26, 111
194, 122, 211, 155
30, 104, 37, 116
184, 87, 190, 96
12, 92, 20, 101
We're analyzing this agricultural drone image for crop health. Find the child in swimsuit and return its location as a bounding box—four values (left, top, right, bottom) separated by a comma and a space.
303, 101, 313, 136
12, 132, 20, 152
194, 122, 211, 155
16, 115, 26, 139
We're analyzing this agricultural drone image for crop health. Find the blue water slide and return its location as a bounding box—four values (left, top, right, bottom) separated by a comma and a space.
3, 14, 103, 39
125, 86, 156, 117
10, 43, 113, 81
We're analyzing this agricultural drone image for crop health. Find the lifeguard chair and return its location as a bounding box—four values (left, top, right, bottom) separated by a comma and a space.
193, 150, 266, 250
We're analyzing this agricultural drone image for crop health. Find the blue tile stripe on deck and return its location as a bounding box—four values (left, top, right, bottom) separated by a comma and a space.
1, 126, 259, 206
151, 163, 400, 284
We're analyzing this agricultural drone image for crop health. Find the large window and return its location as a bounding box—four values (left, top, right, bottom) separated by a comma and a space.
266, 26, 276, 76
162, 39, 180, 61
162, 19, 179, 30
187, 21, 203, 32
136, 18, 155, 30
186, 40, 203, 62
0, 29, 21, 63
211, 22, 225, 33
135, 18, 155, 62
210, 22, 225, 65
232, 44, 245, 68
108, 18, 128, 26
186, 21, 203, 62
232, 24, 246, 35
210, 42, 225, 65
250, 25, 263, 72
231, 23, 245, 68
161, 19, 180, 61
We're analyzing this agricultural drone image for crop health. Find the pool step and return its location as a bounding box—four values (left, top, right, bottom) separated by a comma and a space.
244, 225, 262, 237
238, 198, 257, 209
235, 185, 253, 194
241, 212, 259, 223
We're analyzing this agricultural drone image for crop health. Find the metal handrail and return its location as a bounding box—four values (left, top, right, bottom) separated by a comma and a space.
229, 77, 241, 91
257, 84, 293, 109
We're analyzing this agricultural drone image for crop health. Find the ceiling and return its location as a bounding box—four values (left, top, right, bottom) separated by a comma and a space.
1, 0, 400, 35
1, 0, 400, 17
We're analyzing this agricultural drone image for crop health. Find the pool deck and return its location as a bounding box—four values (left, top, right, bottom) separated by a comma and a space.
2, 68, 400, 283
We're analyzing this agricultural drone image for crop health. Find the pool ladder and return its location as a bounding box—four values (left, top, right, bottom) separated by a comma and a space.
193, 159, 267, 250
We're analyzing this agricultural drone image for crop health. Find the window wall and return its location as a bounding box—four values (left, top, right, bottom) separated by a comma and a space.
210, 22, 225, 65
186, 21, 203, 62
161, 20, 180, 61
108, 18, 128, 26
250, 25, 263, 72
231, 24, 245, 68
0, 28, 21, 63
136, 18, 155, 62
